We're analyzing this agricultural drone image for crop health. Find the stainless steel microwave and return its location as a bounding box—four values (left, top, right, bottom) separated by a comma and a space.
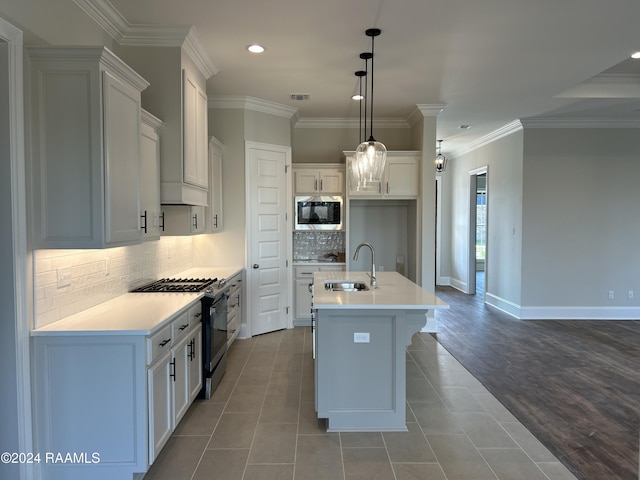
295, 195, 344, 231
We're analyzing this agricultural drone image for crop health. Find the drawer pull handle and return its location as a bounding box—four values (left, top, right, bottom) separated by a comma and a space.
179, 323, 189, 331
159, 338, 171, 347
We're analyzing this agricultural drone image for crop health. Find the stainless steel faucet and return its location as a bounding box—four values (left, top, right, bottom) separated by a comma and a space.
353, 242, 376, 287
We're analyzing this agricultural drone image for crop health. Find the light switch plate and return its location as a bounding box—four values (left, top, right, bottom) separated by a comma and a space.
57, 266, 72, 288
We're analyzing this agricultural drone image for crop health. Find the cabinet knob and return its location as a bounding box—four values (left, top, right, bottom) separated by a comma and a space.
252, 264, 260, 269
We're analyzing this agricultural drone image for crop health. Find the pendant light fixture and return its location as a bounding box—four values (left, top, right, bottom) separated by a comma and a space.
350, 69, 367, 190
435, 139, 447, 172
353, 28, 386, 190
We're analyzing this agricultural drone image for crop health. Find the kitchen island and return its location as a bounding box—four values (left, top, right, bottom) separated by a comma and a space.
313, 271, 448, 432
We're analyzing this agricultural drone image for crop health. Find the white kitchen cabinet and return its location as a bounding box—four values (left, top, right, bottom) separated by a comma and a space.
294, 264, 345, 325
226, 271, 243, 346
148, 349, 173, 464
161, 204, 206, 235
346, 151, 420, 199
183, 68, 208, 190
208, 136, 224, 232
119, 40, 214, 206
140, 110, 163, 241
188, 324, 203, 402
293, 164, 345, 195
27, 46, 149, 248
31, 297, 205, 479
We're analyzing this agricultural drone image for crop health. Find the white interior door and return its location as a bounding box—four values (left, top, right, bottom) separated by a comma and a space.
246, 142, 291, 336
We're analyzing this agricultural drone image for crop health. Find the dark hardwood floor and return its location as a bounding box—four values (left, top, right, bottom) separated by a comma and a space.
432, 274, 640, 480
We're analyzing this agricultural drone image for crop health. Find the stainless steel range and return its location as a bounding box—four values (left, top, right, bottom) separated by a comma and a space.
131, 277, 229, 399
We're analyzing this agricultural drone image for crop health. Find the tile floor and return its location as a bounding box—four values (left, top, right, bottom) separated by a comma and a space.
142, 327, 578, 480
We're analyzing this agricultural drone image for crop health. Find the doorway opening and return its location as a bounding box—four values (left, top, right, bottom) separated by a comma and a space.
467, 167, 488, 296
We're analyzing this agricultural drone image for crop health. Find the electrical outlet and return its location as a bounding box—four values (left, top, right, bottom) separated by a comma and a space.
57, 267, 72, 288
629, 290, 634, 299
354, 332, 370, 343
608, 290, 614, 300
378, 265, 384, 271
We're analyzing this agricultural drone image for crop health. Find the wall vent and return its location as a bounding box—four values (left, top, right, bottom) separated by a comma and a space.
290, 93, 310, 101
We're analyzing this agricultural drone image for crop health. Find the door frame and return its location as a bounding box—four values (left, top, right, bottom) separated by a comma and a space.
243, 141, 292, 337
1, 16, 33, 479
467, 166, 488, 295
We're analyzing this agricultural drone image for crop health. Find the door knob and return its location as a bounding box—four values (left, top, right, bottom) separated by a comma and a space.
252, 264, 260, 269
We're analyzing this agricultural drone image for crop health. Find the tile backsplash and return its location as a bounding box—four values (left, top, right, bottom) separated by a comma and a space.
293, 231, 345, 262
34, 237, 194, 328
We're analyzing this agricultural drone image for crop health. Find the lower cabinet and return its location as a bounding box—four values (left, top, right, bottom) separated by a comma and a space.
226, 271, 243, 346
294, 264, 345, 326
31, 301, 203, 480
148, 313, 202, 464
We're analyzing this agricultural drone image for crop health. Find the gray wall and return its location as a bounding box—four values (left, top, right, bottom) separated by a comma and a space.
521, 128, 640, 309
292, 126, 412, 163
445, 129, 524, 307
443, 125, 640, 318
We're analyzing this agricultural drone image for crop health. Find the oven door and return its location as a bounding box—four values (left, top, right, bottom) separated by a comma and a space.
208, 294, 228, 373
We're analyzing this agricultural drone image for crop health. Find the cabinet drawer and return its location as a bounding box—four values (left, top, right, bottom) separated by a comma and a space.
172, 311, 191, 342
295, 266, 317, 278
188, 302, 203, 327
319, 265, 345, 272
148, 324, 172, 365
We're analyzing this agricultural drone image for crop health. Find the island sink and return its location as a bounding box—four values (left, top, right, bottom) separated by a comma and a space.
324, 280, 369, 292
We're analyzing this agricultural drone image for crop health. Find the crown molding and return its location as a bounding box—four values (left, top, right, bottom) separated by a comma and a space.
73, 0, 218, 78
208, 95, 298, 119
294, 117, 409, 129
519, 117, 640, 128
407, 104, 447, 126
453, 120, 523, 157
73, 0, 128, 40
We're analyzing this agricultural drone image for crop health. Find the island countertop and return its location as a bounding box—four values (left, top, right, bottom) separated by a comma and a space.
313, 271, 449, 310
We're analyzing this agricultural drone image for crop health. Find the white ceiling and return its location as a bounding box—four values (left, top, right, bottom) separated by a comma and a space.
9, 0, 640, 154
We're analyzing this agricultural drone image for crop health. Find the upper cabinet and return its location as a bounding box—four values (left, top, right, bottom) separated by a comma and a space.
27, 47, 149, 249
293, 164, 345, 195
345, 151, 420, 199
208, 136, 224, 232
182, 68, 208, 191
140, 110, 163, 241
120, 33, 216, 206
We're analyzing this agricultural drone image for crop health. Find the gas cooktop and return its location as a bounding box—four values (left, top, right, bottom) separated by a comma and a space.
131, 277, 218, 293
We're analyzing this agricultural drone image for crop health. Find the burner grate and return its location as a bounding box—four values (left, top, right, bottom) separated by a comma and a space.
131, 278, 218, 293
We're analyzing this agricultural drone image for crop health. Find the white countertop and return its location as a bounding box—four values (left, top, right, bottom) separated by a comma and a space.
31, 266, 243, 337
313, 271, 449, 310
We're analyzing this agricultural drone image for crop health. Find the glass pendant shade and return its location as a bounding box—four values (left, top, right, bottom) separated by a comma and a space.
354, 138, 387, 189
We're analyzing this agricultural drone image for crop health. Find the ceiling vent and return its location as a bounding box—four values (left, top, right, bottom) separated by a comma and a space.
290, 93, 310, 101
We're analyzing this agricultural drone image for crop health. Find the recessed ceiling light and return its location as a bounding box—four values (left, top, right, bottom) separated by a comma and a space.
632, 51, 640, 59
246, 44, 265, 54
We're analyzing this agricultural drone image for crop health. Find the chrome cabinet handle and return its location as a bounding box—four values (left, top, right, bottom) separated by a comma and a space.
192, 213, 198, 230
159, 212, 165, 231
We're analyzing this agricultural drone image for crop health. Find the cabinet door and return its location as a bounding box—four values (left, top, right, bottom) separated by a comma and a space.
172, 333, 191, 426
318, 169, 344, 194
140, 112, 162, 240
148, 351, 172, 465
294, 170, 319, 193
385, 157, 418, 198
103, 70, 142, 244
183, 69, 208, 189
188, 324, 203, 403
295, 278, 313, 319
208, 137, 224, 232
